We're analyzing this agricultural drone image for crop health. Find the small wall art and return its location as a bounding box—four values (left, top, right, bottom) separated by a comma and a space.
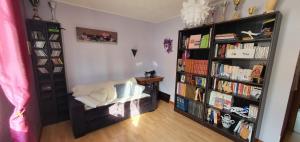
76, 27, 117, 44
164, 38, 173, 53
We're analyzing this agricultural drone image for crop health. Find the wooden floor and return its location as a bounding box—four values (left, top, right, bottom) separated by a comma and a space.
40, 101, 232, 142
283, 132, 300, 142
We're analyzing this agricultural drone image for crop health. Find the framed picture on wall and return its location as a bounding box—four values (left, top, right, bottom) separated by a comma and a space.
76, 27, 117, 44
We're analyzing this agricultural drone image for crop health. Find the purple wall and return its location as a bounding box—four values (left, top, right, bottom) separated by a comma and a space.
0, 1, 41, 142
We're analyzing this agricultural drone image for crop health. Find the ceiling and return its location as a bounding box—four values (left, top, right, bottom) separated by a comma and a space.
55, 0, 220, 23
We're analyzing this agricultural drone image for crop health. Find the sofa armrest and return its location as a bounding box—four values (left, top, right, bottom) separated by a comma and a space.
69, 95, 86, 138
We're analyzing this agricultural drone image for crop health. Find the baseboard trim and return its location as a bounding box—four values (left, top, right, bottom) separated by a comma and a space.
255, 139, 263, 142
158, 91, 170, 103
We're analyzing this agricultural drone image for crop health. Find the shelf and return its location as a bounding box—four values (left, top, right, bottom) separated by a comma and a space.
177, 71, 207, 78
212, 58, 269, 61
211, 89, 260, 103
174, 107, 204, 124
206, 105, 256, 123
176, 94, 204, 104
214, 38, 272, 44
179, 48, 210, 51
204, 122, 248, 142
177, 81, 206, 89
212, 76, 263, 87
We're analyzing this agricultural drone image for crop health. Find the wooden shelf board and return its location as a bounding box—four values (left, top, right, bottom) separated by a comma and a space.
212, 58, 269, 61
214, 38, 272, 44
177, 71, 208, 78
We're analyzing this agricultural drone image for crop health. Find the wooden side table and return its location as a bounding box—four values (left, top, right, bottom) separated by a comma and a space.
135, 76, 164, 110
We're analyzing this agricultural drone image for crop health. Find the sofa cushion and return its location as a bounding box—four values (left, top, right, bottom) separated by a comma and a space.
115, 83, 132, 98
75, 95, 99, 108
89, 89, 108, 105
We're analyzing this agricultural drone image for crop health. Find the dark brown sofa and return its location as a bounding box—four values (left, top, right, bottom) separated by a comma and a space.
68, 88, 156, 138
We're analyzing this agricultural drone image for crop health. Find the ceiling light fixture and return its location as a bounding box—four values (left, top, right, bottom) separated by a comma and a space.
181, 0, 211, 28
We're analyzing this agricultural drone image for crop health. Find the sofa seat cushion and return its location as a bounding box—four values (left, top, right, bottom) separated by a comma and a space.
84, 93, 150, 110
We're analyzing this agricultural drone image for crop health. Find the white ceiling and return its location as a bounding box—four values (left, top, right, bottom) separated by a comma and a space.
55, 0, 220, 23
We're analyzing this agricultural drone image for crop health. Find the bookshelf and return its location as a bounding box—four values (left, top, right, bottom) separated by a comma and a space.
174, 12, 282, 142
26, 19, 68, 126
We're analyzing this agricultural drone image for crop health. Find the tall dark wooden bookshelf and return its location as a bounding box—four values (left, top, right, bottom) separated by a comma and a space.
26, 19, 69, 126
174, 12, 282, 142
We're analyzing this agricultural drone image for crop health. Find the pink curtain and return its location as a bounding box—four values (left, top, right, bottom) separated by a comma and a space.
0, 0, 31, 142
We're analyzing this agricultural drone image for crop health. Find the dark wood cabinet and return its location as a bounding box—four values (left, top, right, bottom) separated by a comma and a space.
26, 19, 68, 126
174, 12, 282, 142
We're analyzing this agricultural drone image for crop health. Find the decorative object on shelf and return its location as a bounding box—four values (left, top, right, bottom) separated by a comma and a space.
48, 0, 57, 22
264, 0, 277, 13
220, 0, 229, 21
144, 70, 156, 78
163, 38, 173, 53
230, 107, 250, 118
248, 6, 257, 16
181, 0, 211, 28
241, 30, 260, 40
76, 27, 117, 44
131, 49, 138, 57
232, 0, 241, 19
221, 114, 235, 128
29, 0, 42, 20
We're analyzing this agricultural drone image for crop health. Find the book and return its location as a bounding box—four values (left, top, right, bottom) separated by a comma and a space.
38, 67, 49, 74
34, 41, 45, 48
37, 59, 47, 66
248, 105, 258, 119
53, 67, 63, 73
188, 34, 201, 49
200, 34, 210, 48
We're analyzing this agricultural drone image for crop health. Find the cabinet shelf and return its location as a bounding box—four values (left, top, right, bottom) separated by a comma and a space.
174, 12, 281, 142
27, 19, 68, 126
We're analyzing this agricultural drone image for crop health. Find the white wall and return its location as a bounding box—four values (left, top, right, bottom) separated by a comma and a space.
152, 0, 300, 141
24, 1, 155, 90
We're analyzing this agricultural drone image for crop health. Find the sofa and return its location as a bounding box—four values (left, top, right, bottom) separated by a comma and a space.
68, 78, 156, 138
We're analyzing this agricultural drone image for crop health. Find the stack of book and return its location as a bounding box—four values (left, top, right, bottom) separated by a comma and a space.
181, 29, 212, 49
176, 96, 189, 112
37, 59, 47, 66
177, 82, 187, 96
50, 42, 61, 49
213, 79, 262, 99
53, 67, 63, 73
51, 50, 61, 57
38, 67, 49, 74
211, 62, 255, 82
34, 50, 47, 57
215, 33, 237, 40
184, 59, 208, 75
207, 108, 221, 125
49, 34, 59, 40
211, 62, 265, 83
200, 34, 210, 48
234, 120, 254, 141
188, 101, 204, 120
195, 77, 206, 88
52, 58, 63, 65
31, 31, 45, 40
214, 42, 270, 59
34, 41, 45, 48
208, 91, 233, 110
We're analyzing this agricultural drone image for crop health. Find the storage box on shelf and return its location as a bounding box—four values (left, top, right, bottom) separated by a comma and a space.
174, 12, 281, 142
